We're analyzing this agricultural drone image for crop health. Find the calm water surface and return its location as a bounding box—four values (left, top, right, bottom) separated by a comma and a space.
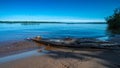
0, 23, 107, 42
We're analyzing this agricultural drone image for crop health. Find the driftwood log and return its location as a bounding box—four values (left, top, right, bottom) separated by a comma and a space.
29, 37, 120, 49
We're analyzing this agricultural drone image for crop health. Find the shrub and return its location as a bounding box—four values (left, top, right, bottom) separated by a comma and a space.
106, 8, 120, 34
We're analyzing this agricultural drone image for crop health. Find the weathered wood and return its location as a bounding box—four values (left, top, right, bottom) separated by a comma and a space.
30, 37, 120, 49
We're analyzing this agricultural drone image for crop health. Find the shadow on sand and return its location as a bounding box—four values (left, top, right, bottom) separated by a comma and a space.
47, 48, 120, 68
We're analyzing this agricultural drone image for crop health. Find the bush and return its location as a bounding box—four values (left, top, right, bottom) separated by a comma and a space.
106, 8, 120, 34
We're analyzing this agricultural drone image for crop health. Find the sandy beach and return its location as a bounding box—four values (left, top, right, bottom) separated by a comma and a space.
0, 0, 120, 67
0, 40, 40, 57
0, 40, 120, 68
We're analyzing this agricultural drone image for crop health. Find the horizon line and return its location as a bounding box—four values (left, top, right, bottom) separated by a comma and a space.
0, 20, 106, 23
0, 19, 106, 23
0, 20, 106, 22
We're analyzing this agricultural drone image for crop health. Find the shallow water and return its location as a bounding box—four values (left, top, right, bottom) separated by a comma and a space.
0, 49, 49, 64
0, 23, 107, 42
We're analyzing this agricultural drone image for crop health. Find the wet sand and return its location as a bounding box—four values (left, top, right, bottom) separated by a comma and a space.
0, 40, 120, 68
0, 40, 40, 57
0, 47, 120, 68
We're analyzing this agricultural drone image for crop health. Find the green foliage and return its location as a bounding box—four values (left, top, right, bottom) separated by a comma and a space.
106, 8, 120, 34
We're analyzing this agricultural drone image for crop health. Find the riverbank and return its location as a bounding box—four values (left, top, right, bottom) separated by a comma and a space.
0, 47, 120, 68
0, 40, 40, 57
0, 38, 120, 68
0, 36, 120, 58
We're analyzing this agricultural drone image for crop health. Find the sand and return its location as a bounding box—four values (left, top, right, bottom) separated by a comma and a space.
0, 40, 40, 57
0, 47, 120, 68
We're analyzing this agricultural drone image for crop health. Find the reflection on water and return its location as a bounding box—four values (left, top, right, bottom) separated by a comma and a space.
0, 50, 49, 64
21, 23, 40, 25
97, 36, 109, 41
0, 23, 107, 42
107, 28, 120, 36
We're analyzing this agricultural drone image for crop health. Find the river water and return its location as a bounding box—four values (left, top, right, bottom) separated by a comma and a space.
0, 23, 107, 42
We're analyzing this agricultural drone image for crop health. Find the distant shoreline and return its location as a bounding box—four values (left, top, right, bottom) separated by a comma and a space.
0, 21, 106, 24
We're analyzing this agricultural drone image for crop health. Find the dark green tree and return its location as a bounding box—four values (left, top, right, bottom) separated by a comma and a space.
106, 8, 120, 34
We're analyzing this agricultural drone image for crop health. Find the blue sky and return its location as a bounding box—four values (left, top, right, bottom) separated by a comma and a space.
0, 0, 120, 22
